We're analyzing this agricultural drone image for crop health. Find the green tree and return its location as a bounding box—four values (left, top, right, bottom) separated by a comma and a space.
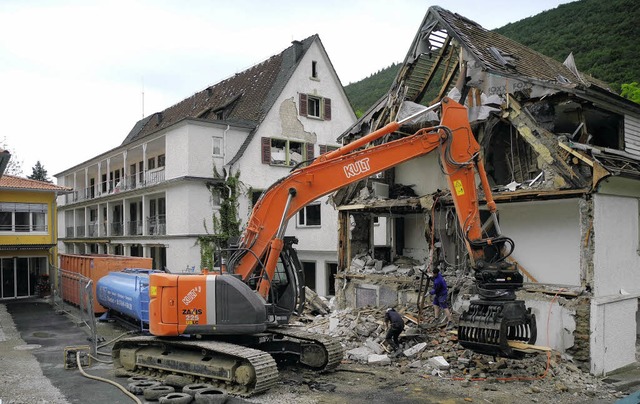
28, 161, 52, 182
621, 82, 640, 104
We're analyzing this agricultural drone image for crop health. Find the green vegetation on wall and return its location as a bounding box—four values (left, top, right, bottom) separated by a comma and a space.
198, 167, 242, 270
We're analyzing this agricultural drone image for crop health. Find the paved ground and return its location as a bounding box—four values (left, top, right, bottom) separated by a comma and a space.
1, 299, 640, 404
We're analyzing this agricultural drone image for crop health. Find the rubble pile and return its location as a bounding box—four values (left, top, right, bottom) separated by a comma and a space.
294, 304, 620, 402
348, 253, 425, 277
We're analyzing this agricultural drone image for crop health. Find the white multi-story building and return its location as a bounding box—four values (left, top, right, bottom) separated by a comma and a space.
55, 35, 356, 297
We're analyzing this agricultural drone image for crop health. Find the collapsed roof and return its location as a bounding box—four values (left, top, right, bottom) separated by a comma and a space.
339, 6, 640, 200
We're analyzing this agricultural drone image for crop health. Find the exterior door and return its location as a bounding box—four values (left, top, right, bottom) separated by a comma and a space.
1, 258, 15, 298
16, 258, 29, 297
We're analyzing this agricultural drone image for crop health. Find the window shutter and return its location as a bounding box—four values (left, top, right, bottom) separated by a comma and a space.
323, 98, 331, 121
319, 145, 327, 155
261, 137, 271, 164
306, 143, 314, 160
299, 93, 308, 117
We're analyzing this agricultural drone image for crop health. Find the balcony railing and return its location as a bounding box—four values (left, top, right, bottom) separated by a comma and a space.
127, 220, 143, 236
87, 222, 99, 237
148, 215, 166, 235
75, 225, 85, 237
63, 167, 166, 204
110, 222, 123, 236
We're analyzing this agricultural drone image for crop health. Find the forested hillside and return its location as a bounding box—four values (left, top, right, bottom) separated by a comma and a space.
345, 0, 639, 115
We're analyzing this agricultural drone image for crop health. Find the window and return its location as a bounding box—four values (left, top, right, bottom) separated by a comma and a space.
212, 137, 222, 156
298, 94, 331, 121
0, 203, 47, 232
308, 96, 321, 118
303, 262, 316, 289
148, 157, 156, 170
319, 144, 339, 155
251, 190, 264, 208
311, 61, 318, 79
262, 138, 312, 167
157, 154, 165, 167
298, 203, 321, 227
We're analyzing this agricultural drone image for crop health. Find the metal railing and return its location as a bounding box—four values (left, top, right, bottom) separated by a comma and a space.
50, 265, 97, 357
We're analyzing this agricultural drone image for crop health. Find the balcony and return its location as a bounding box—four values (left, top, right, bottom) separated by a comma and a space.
87, 222, 99, 237
75, 225, 85, 237
148, 215, 166, 235
110, 222, 123, 236
64, 168, 166, 204
128, 220, 143, 236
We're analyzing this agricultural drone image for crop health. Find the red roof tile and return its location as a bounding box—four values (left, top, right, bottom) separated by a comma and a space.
0, 175, 71, 192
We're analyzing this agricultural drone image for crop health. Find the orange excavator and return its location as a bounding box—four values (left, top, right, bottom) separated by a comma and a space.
109, 97, 536, 395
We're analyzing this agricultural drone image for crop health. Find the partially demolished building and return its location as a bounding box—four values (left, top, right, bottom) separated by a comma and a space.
333, 6, 640, 375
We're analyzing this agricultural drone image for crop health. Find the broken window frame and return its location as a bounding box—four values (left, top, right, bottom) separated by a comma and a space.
268, 138, 307, 167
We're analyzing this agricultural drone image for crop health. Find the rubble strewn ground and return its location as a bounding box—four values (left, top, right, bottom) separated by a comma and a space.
286, 300, 626, 404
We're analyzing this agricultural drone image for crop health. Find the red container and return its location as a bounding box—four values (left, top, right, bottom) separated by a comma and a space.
59, 254, 153, 314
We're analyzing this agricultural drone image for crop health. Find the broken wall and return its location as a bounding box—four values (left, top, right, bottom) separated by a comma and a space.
590, 190, 640, 374
498, 198, 582, 285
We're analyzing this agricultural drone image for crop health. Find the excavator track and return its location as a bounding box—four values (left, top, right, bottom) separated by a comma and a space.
269, 327, 343, 371
112, 336, 278, 396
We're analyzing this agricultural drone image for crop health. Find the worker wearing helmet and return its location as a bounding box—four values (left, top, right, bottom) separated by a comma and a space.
383, 307, 404, 351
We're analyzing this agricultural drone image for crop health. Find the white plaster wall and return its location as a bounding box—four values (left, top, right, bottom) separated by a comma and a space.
497, 199, 581, 286
165, 182, 214, 235
231, 38, 356, 294
590, 298, 638, 375
292, 195, 338, 252
394, 154, 448, 196
592, 194, 640, 297
589, 193, 640, 375
374, 217, 389, 246
526, 300, 575, 353
403, 213, 429, 262
297, 250, 337, 297
164, 125, 190, 180
164, 237, 202, 273
165, 122, 250, 180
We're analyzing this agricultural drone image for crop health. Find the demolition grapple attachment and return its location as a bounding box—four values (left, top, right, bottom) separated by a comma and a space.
457, 300, 537, 359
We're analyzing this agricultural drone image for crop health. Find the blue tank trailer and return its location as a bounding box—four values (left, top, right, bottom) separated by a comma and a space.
96, 269, 158, 328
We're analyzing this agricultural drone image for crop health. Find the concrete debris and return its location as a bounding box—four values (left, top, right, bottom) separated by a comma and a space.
293, 304, 620, 404
346, 346, 373, 362
349, 253, 424, 277
304, 287, 330, 315
428, 355, 450, 370
368, 354, 391, 365
403, 342, 427, 358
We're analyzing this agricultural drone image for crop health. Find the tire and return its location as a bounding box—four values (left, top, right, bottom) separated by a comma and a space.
143, 385, 176, 401
159, 392, 193, 404
182, 383, 214, 397
164, 374, 193, 389
127, 380, 162, 395
127, 375, 155, 384
194, 388, 228, 404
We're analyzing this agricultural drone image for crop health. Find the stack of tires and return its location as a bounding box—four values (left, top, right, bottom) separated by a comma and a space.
126, 376, 229, 404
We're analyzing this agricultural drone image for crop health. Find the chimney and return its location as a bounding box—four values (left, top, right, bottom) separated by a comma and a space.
292, 40, 303, 63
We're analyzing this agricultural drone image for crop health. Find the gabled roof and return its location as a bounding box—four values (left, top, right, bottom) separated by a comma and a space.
416, 6, 611, 93
122, 35, 319, 145
0, 175, 71, 192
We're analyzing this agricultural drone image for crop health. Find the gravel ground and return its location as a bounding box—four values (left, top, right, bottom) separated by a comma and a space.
0, 304, 69, 404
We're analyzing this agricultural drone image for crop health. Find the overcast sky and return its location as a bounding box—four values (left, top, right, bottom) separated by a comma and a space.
0, 0, 575, 178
